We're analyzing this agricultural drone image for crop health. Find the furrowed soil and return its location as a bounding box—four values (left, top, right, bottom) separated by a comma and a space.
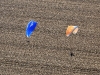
0, 0, 100, 75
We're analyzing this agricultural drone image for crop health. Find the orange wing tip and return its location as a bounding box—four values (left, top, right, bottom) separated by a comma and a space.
66, 34, 70, 37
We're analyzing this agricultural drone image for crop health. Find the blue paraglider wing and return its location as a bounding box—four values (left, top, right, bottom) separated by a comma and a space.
26, 20, 37, 37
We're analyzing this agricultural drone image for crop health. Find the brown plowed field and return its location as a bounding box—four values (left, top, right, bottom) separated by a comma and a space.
0, 0, 100, 75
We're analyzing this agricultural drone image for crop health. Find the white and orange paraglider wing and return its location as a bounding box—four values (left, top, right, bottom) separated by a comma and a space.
66, 25, 78, 36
